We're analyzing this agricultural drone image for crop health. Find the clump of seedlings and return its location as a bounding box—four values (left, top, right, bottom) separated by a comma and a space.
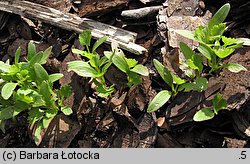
0, 42, 72, 145
148, 3, 249, 122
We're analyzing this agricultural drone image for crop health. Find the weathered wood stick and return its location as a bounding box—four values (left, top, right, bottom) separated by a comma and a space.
0, 0, 147, 55
121, 6, 162, 19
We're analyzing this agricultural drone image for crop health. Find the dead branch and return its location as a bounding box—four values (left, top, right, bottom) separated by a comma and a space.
121, 6, 162, 19
0, 0, 147, 55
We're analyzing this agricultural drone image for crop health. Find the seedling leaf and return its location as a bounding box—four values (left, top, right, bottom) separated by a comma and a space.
49, 73, 64, 82
40, 46, 52, 64
1, 82, 18, 100
212, 94, 227, 114
15, 47, 21, 64
147, 90, 171, 113
0, 106, 14, 120
214, 48, 234, 59
92, 35, 107, 53
67, 61, 99, 77
208, 3, 230, 30
34, 63, 49, 82
175, 30, 197, 41
0, 61, 10, 72
27, 41, 37, 60
79, 30, 91, 47
130, 64, 149, 76
223, 63, 247, 73
193, 108, 215, 121
153, 59, 173, 89
111, 53, 130, 73
61, 106, 73, 115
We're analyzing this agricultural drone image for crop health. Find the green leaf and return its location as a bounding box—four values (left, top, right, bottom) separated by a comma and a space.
0, 120, 6, 133
208, 3, 230, 29
193, 108, 215, 121
34, 63, 49, 82
103, 51, 113, 60
212, 94, 227, 114
40, 46, 52, 64
16, 88, 33, 96
92, 35, 107, 53
34, 122, 42, 145
188, 55, 203, 74
13, 101, 29, 116
98, 56, 109, 67
223, 63, 247, 73
96, 84, 114, 97
79, 30, 92, 47
127, 72, 142, 87
15, 47, 21, 64
180, 77, 208, 92
147, 90, 171, 112
59, 85, 72, 98
130, 64, 149, 76
40, 81, 53, 105
195, 26, 208, 43
0, 61, 10, 72
49, 73, 64, 82
221, 36, 238, 46
209, 23, 226, 39
153, 59, 173, 89
1, 82, 18, 100
193, 54, 204, 73
81, 51, 95, 60
29, 52, 43, 66
28, 108, 44, 124
42, 117, 54, 129
61, 106, 73, 115
101, 61, 112, 74
171, 73, 186, 85
198, 44, 212, 60
214, 48, 234, 59
0, 106, 14, 120
27, 41, 37, 60
179, 42, 194, 60
126, 58, 138, 68
194, 77, 208, 91
32, 94, 46, 107
72, 48, 84, 55
175, 30, 197, 41
111, 53, 130, 73
67, 61, 99, 78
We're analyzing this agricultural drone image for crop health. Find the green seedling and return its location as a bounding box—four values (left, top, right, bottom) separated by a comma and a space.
104, 42, 149, 87
68, 30, 114, 97
147, 59, 208, 112
0, 42, 72, 145
179, 42, 203, 78
176, 3, 248, 74
193, 93, 227, 121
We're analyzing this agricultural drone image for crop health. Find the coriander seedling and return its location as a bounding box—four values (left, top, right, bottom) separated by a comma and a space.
104, 42, 149, 87
193, 93, 227, 121
176, 3, 248, 74
147, 59, 208, 113
0, 41, 72, 145
68, 30, 114, 97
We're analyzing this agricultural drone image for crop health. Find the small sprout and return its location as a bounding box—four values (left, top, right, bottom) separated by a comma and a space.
68, 30, 114, 97
193, 94, 227, 121
104, 42, 149, 87
176, 3, 249, 74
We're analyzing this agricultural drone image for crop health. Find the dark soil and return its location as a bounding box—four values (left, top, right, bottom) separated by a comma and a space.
0, 0, 250, 148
